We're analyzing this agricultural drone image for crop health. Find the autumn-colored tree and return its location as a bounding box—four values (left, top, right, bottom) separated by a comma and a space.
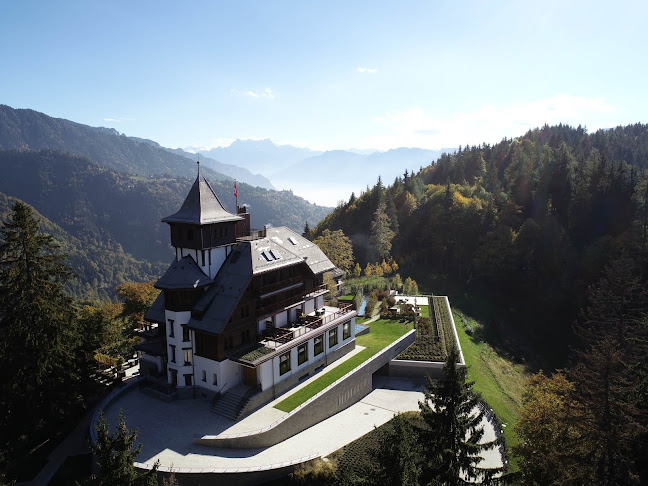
391, 273, 403, 292
313, 229, 355, 273
116, 281, 159, 328
514, 372, 589, 485
365, 263, 374, 276
352, 262, 362, 278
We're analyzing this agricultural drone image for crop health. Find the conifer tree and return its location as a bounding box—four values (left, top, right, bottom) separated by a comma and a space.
419, 347, 502, 485
373, 413, 423, 486
370, 200, 395, 262
302, 221, 311, 240
0, 201, 80, 448
91, 411, 158, 486
569, 257, 648, 485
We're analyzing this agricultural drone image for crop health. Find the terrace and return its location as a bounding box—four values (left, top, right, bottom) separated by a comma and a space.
232, 303, 356, 366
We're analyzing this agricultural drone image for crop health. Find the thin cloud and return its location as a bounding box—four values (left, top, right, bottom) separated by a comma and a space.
103, 117, 135, 123
356, 67, 378, 74
365, 94, 618, 150
231, 87, 275, 100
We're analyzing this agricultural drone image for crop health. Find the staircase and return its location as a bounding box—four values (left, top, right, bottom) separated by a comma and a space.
211, 384, 255, 420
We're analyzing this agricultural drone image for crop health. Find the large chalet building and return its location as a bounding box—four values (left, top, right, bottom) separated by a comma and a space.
137, 173, 357, 415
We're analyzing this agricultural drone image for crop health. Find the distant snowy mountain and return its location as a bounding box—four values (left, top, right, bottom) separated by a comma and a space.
193, 139, 454, 206
195, 139, 322, 175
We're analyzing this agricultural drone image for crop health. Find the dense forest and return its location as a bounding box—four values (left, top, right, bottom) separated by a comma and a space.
0, 149, 329, 299
314, 123, 648, 364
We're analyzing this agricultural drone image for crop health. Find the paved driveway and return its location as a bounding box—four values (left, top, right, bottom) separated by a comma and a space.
102, 375, 503, 471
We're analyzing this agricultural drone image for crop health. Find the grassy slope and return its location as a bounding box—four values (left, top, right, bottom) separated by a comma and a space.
274, 319, 412, 412
453, 308, 527, 466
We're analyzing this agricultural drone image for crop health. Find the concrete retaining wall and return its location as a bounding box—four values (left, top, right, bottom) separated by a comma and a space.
194, 329, 416, 449
389, 296, 465, 380
136, 454, 320, 486
242, 340, 356, 418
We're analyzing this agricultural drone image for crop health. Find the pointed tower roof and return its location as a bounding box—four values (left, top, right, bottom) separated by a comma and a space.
162, 175, 243, 224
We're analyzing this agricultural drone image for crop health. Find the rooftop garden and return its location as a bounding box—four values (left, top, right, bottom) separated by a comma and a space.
274, 318, 412, 412
397, 298, 456, 362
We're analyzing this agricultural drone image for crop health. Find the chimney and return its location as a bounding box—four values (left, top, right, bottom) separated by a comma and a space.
235, 205, 251, 237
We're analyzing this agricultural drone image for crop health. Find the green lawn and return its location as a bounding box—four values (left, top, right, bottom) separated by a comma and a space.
419, 304, 429, 318
453, 308, 527, 468
274, 319, 412, 412
338, 294, 355, 302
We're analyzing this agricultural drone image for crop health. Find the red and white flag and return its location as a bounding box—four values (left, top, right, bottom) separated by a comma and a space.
234, 182, 238, 198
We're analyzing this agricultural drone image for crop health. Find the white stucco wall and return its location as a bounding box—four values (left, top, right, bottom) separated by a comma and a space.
304, 299, 315, 314
260, 360, 273, 391
177, 245, 232, 279
275, 310, 287, 328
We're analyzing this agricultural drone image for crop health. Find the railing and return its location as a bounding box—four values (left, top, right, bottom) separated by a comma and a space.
259, 276, 302, 296
236, 228, 267, 241
257, 293, 304, 316
264, 304, 353, 347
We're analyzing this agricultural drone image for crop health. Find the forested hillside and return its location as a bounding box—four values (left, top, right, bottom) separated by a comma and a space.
0, 104, 229, 180
314, 123, 648, 363
0, 149, 330, 298
0, 193, 165, 301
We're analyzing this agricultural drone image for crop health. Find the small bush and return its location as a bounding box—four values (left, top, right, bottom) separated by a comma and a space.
292, 458, 337, 485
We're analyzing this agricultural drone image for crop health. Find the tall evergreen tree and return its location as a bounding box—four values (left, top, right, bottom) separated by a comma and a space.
419, 347, 502, 485
569, 258, 648, 485
0, 201, 80, 453
91, 411, 158, 486
369, 200, 395, 262
372, 413, 423, 486
302, 221, 312, 240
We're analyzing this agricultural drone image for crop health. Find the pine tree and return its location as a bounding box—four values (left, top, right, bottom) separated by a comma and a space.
91, 411, 158, 486
0, 201, 80, 449
569, 257, 648, 485
370, 200, 395, 262
302, 221, 312, 240
372, 413, 423, 486
419, 347, 502, 485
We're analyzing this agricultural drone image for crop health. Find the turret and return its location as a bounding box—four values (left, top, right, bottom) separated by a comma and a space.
161, 173, 243, 278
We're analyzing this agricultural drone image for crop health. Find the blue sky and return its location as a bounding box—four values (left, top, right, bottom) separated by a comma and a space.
1, 0, 646, 151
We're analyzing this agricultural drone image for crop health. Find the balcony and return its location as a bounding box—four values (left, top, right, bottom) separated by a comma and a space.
256, 284, 329, 318
135, 322, 160, 339
232, 303, 356, 366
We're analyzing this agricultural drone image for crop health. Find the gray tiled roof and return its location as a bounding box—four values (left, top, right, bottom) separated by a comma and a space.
266, 227, 337, 275
184, 228, 338, 335
188, 244, 253, 334
161, 175, 243, 224
154, 255, 214, 290
144, 292, 165, 324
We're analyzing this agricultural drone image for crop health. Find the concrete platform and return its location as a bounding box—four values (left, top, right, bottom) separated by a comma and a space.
101, 375, 503, 472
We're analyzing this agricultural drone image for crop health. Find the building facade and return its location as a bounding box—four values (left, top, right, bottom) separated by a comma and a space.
137, 174, 356, 411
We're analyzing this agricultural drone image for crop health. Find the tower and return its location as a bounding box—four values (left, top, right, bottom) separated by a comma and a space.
161, 173, 243, 278
157, 173, 243, 388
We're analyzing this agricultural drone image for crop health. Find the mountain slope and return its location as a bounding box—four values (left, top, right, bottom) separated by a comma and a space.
197, 138, 322, 175
0, 149, 329, 267
0, 104, 226, 181
314, 123, 648, 364
129, 136, 275, 190
0, 192, 166, 301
